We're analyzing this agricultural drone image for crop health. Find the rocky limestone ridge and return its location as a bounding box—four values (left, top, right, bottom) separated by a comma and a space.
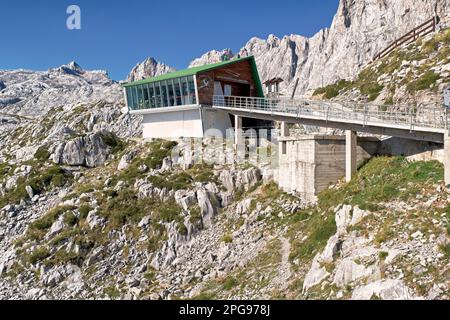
0, 61, 122, 118
188, 49, 234, 68
127, 57, 175, 82
189, 0, 450, 95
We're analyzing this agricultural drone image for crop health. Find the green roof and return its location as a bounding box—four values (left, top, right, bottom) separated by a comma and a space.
122, 56, 264, 97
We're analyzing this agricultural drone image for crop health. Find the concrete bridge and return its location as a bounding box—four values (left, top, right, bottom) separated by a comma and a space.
210, 95, 450, 186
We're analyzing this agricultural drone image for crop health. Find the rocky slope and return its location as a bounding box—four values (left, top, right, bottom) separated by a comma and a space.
312, 27, 450, 105
0, 62, 122, 118
0, 61, 449, 300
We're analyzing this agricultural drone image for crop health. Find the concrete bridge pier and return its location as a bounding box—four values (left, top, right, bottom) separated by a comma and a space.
444, 133, 450, 186
279, 121, 290, 154
234, 115, 243, 146
346, 130, 357, 182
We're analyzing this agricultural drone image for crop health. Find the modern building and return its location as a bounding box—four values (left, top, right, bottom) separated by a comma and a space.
122, 56, 264, 139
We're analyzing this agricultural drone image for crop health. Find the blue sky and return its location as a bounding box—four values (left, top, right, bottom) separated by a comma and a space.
0, 0, 339, 80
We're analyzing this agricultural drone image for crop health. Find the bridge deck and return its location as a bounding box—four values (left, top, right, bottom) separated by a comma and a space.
211, 95, 448, 143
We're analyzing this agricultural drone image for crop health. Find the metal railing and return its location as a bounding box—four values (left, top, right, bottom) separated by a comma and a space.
212, 95, 449, 131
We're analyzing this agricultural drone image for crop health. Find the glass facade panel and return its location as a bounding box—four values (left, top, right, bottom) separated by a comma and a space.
188, 76, 197, 104
125, 75, 197, 110
126, 87, 133, 107
154, 84, 162, 108
137, 85, 144, 109
143, 85, 149, 108
132, 86, 138, 109
167, 80, 175, 106
148, 84, 155, 108
161, 82, 168, 107
181, 77, 188, 105
174, 80, 182, 106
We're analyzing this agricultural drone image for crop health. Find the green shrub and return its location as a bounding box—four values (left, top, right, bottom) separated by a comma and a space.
103, 286, 121, 299
222, 234, 233, 244
144, 140, 178, 169
222, 276, 238, 290
30, 205, 76, 231
34, 146, 50, 162
314, 80, 353, 99
78, 205, 92, 220
406, 71, 440, 93
28, 247, 51, 264
64, 212, 78, 226
98, 132, 125, 154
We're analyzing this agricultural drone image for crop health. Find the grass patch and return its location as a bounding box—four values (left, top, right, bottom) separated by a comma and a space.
406, 71, 440, 93
29, 205, 77, 231
98, 131, 125, 154
28, 247, 51, 265
318, 157, 443, 211
34, 146, 50, 162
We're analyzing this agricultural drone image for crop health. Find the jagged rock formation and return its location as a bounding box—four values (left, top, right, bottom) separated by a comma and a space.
0, 61, 122, 118
192, 0, 450, 95
127, 57, 175, 82
188, 49, 234, 68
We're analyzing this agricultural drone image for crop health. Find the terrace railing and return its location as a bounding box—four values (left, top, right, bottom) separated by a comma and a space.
212, 95, 449, 132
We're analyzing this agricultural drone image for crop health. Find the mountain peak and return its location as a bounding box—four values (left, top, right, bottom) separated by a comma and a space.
127, 57, 175, 82
65, 61, 83, 72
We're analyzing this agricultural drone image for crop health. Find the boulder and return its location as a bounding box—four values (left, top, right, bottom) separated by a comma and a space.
333, 259, 375, 287
86, 211, 105, 229
52, 133, 110, 168
351, 280, 419, 300
303, 256, 330, 291
174, 190, 197, 211
48, 218, 64, 237
196, 189, 217, 228
25, 185, 34, 199
117, 150, 137, 171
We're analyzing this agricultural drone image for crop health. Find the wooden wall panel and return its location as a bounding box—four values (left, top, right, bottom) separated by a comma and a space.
196, 60, 259, 105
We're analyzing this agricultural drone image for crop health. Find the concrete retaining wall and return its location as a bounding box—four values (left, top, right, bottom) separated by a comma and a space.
276, 135, 379, 201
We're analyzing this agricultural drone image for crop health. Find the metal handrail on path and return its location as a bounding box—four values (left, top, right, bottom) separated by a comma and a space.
212, 95, 449, 132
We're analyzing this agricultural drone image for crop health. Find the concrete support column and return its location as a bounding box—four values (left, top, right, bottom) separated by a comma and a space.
280, 121, 289, 137
234, 115, 243, 145
444, 133, 450, 186
345, 130, 357, 182
279, 121, 289, 156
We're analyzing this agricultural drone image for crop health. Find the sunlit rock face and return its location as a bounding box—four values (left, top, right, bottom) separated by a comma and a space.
127, 57, 175, 82
193, 0, 450, 96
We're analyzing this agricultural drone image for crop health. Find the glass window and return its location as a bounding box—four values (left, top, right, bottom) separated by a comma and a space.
187, 76, 197, 104
143, 85, 149, 109
155, 83, 162, 108
139, 85, 144, 108
126, 87, 133, 108
174, 79, 182, 106
132, 86, 138, 109
167, 80, 175, 106
181, 77, 189, 105
161, 82, 168, 107
148, 84, 155, 108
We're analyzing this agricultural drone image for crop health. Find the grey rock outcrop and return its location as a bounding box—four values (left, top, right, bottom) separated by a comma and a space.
127, 57, 175, 82
52, 133, 110, 168
188, 49, 234, 68
351, 279, 420, 300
